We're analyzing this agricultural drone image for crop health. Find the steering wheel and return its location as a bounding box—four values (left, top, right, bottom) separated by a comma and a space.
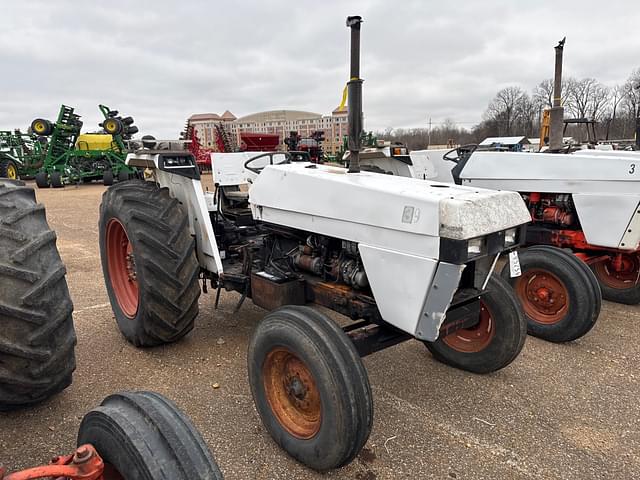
244, 153, 291, 174
443, 144, 478, 164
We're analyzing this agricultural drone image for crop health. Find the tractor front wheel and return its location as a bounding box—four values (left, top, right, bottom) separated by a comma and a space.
591, 253, 640, 304
502, 246, 600, 342
248, 306, 373, 471
425, 275, 526, 373
77, 391, 223, 479
99, 180, 200, 347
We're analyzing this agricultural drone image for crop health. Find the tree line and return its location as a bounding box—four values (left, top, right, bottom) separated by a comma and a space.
378, 68, 640, 149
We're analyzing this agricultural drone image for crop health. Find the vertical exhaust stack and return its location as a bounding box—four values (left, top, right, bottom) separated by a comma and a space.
346, 16, 363, 173
548, 37, 566, 151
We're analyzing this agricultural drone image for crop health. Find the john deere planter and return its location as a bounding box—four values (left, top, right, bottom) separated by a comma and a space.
32, 104, 138, 188
0, 130, 46, 180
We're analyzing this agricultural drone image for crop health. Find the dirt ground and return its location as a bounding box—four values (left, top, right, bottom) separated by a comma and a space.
1, 179, 639, 479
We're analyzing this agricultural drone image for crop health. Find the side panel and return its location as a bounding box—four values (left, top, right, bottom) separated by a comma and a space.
358, 244, 438, 335
572, 194, 640, 249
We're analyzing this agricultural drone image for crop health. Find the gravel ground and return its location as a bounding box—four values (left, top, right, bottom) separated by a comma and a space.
1, 179, 639, 479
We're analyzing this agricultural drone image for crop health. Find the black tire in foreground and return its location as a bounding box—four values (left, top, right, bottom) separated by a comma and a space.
99, 179, 200, 347
248, 306, 373, 471
425, 275, 526, 374
501, 245, 600, 342
591, 253, 640, 305
0, 179, 76, 410
77, 391, 223, 480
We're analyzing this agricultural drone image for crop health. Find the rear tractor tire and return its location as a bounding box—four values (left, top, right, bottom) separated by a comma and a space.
502, 245, 600, 342
424, 275, 526, 373
248, 306, 373, 471
0, 179, 76, 410
78, 391, 223, 479
591, 253, 640, 305
99, 179, 200, 347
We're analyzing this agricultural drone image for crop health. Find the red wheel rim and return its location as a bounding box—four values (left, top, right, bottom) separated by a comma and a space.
442, 301, 495, 353
593, 254, 640, 290
262, 348, 322, 439
105, 218, 139, 318
514, 269, 568, 325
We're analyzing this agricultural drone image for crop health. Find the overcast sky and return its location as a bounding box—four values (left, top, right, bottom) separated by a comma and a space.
1, 1, 638, 137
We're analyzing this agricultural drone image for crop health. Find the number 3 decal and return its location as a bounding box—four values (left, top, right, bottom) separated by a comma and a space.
630, 164, 636, 174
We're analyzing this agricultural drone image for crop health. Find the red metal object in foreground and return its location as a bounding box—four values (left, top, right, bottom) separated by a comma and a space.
1, 444, 104, 480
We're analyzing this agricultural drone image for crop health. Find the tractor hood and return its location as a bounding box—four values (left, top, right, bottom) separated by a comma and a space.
249, 162, 530, 259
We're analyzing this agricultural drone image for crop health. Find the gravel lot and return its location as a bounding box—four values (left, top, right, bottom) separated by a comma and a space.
1, 179, 639, 479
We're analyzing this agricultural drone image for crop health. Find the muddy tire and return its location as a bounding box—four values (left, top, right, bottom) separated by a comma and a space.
248, 306, 373, 471
99, 180, 200, 347
425, 275, 526, 373
591, 253, 640, 305
0, 180, 76, 410
78, 391, 223, 479
502, 246, 599, 342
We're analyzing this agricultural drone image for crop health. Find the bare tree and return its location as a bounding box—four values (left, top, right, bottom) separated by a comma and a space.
484, 86, 529, 136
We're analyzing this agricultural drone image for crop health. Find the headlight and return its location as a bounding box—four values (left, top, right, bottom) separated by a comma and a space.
504, 227, 518, 247
467, 237, 485, 256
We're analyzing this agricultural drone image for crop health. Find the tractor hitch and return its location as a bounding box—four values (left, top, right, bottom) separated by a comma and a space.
0, 444, 104, 480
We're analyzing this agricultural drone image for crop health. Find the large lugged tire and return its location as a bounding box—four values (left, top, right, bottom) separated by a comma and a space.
425, 275, 526, 374
248, 306, 373, 471
591, 253, 640, 305
99, 180, 200, 347
77, 391, 223, 479
502, 246, 600, 342
0, 180, 76, 410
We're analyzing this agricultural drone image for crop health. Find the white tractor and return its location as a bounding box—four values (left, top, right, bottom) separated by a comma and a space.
98, 17, 531, 471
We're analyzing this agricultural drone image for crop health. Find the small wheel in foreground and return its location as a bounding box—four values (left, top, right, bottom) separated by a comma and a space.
591, 253, 640, 305
77, 391, 223, 480
248, 306, 373, 471
502, 246, 599, 342
425, 275, 526, 373
50, 171, 64, 188
35, 171, 50, 188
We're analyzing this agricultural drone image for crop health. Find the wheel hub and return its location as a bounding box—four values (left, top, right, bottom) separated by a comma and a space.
105, 218, 139, 319
594, 254, 640, 290
263, 348, 321, 439
516, 270, 568, 324
442, 302, 495, 353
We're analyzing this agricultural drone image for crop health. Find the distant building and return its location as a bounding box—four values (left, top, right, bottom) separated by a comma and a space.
479, 136, 531, 151
187, 107, 349, 154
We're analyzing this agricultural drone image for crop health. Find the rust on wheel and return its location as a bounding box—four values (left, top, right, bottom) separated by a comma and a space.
262, 348, 321, 439
514, 269, 568, 325
106, 218, 139, 319
442, 301, 495, 353
593, 254, 640, 290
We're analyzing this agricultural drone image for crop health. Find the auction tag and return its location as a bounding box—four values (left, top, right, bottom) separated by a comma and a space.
509, 251, 522, 277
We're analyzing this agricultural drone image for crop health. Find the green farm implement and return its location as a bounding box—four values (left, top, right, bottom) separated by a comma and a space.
0, 130, 45, 179
32, 104, 139, 188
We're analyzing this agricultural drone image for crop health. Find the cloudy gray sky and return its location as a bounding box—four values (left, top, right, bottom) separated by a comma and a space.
1, 0, 638, 137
